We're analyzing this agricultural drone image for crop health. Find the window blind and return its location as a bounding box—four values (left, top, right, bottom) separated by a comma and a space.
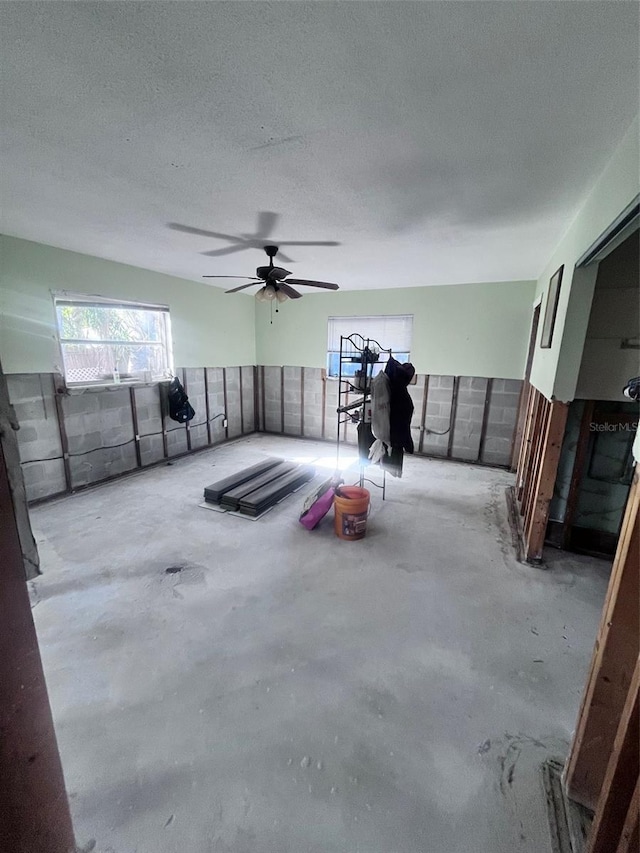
327, 315, 413, 353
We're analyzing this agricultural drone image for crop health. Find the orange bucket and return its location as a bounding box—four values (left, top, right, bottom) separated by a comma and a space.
334, 486, 370, 541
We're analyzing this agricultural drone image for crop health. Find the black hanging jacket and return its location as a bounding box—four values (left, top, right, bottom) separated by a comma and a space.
384, 356, 415, 454
167, 376, 195, 423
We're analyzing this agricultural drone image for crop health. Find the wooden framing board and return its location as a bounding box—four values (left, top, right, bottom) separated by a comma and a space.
616, 776, 639, 853
129, 386, 142, 468
565, 468, 640, 809
203, 367, 212, 445
586, 657, 639, 853
525, 400, 568, 561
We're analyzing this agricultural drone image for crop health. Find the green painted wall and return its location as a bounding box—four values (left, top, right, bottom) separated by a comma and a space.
0, 235, 256, 373
255, 280, 536, 378
530, 116, 640, 404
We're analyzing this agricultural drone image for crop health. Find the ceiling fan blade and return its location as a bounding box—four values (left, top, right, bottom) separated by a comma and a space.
285, 278, 339, 290
275, 249, 294, 263
224, 282, 261, 294
202, 275, 261, 280
255, 211, 278, 237
278, 283, 303, 300
200, 245, 250, 257
276, 240, 340, 247
168, 222, 241, 242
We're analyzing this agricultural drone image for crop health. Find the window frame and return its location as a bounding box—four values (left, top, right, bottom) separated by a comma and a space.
326, 314, 413, 378
53, 292, 174, 389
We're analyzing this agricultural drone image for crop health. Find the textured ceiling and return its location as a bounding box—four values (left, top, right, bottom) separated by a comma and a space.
1, 2, 638, 291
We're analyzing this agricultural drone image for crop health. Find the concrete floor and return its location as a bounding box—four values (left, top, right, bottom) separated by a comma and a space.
29, 435, 610, 853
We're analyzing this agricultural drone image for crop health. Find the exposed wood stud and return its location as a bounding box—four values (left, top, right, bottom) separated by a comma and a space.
253, 365, 259, 432
222, 367, 229, 441
477, 377, 493, 463
615, 775, 639, 853
52, 387, 72, 492
129, 386, 142, 468
586, 657, 639, 853
526, 400, 568, 560
261, 365, 266, 432
182, 368, 192, 451
446, 376, 460, 458
280, 366, 285, 434
239, 366, 245, 435
203, 368, 212, 445
418, 374, 429, 454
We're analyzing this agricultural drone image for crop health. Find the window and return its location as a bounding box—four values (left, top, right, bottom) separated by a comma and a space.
55, 295, 173, 386
327, 315, 413, 377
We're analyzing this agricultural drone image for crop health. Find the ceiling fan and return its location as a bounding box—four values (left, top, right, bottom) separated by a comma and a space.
203, 244, 339, 303
168, 211, 340, 263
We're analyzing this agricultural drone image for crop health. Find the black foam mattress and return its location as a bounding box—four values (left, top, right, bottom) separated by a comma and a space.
238, 465, 315, 516
203, 457, 283, 504
219, 461, 298, 510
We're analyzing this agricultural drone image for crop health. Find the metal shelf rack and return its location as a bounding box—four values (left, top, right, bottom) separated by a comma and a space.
336, 333, 391, 499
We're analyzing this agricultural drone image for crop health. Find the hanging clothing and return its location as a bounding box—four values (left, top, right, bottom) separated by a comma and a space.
381, 446, 405, 478
379, 356, 415, 477
370, 371, 391, 445
385, 356, 415, 453
357, 421, 375, 462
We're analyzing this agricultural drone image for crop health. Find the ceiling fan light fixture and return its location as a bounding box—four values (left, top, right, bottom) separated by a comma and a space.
255, 287, 267, 302
263, 284, 277, 301
275, 289, 288, 303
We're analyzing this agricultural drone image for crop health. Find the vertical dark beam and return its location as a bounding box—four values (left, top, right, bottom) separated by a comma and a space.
129, 386, 142, 468
160, 382, 169, 459
222, 367, 229, 440
418, 374, 429, 454
0, 442, 77, 853
280, 366, 285, 434
182, 368, 192, 451
52, 388, 72, 493
260, 366, 266, 432
446, 376, 460, 459
300, 367, 305, 437
477, 378, 493, 463
253, 366, 260, 432
203, 368, 212, 445
321, 369, 327, 439
239, 366, 245, 435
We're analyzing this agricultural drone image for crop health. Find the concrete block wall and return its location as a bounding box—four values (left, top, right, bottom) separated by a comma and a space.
302, 368, 325, 440
205, 367, 227, 445
449, 377, 489, 461
482, 379, 522, 467
62, 386, 138, 488
134, 384, 165, 467
257, 365, 521, 469
6, 374, 66, 500
184, 368, 208, 451
262, 366, 283, 433
8, 366, 254, 502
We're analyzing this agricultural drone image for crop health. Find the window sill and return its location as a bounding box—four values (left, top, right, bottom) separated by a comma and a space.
63, 378, 170, 395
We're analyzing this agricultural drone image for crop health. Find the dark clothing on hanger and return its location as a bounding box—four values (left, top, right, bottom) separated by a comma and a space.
357, 421, 375, 462
384, 356, 415, 454
381, 446, 404, 478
